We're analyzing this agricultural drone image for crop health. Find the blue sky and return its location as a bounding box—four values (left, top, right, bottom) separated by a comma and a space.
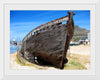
10, 10, 90, 41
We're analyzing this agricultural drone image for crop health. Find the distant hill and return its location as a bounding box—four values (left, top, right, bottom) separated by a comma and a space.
72, 25, 90, 41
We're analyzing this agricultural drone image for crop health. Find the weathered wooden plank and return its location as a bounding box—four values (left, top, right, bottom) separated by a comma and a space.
22, 16, 69, 42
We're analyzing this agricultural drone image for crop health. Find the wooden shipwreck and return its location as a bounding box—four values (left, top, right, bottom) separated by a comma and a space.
19, 11, 75, 69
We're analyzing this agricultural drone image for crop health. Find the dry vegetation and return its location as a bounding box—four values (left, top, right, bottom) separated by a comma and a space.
15, 52, 90, 70
64, 53, 90, 70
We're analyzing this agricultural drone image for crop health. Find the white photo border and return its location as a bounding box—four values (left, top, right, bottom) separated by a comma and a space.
3, 4, 96, 76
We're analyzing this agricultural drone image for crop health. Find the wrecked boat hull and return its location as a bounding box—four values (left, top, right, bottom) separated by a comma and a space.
20, 11, 75, 69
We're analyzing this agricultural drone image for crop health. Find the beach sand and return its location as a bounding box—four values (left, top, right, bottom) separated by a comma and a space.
10, 44, 90, 70
10, 52, 37, 70
69, 44, 90, 55
10, 52, 58, 70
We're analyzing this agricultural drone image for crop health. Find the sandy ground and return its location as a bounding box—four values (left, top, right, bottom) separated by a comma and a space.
10, 44, 90, 70
10, 52, 57, 70
10, 52, 36, 70
69, 44, 90, 55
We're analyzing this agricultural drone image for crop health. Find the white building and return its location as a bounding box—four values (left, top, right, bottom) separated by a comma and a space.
87, 32, 90, 41
87, 32, 90, 44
